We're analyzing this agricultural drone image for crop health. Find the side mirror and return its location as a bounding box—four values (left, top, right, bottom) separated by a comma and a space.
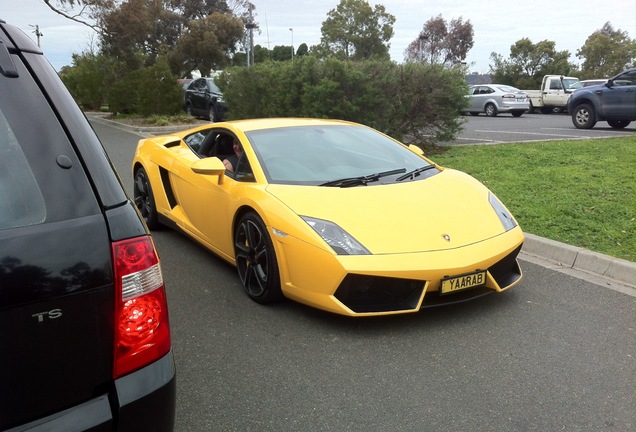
192, 157, 226, 183
408, 144, 424, 156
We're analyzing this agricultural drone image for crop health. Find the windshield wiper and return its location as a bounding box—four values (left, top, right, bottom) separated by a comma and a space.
320, 168, 406, 187
396, 165, 437, 181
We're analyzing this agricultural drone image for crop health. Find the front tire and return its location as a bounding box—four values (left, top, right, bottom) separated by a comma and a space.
208, 105, 219, 122
133, 167, 161, 230
571, 104, 597, 129
485, 103, 498, 117
607, 119, 631, 129
234, 212, 282, 304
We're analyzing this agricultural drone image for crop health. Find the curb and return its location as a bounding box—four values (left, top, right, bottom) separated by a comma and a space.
521, 233, 635, 289
88, 115, 636, 291
87, 113, 207, 135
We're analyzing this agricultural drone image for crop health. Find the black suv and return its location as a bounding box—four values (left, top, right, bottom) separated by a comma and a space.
184, 77, 228, 121
568, 68, 636, 129
0, 20, 175, 431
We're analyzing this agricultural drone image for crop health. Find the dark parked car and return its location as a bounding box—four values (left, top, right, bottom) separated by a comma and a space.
184, 77, 228, 121
0, 19, 175, 431
568, 68, 636, 129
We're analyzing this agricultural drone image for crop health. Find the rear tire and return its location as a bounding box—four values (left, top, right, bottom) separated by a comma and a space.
607, 119, 630, 129
234, 212, 283, 304
485, 103, 498, 117
511, 111, 524, 117
133, 167, 161, 230
571, 104, 597, 129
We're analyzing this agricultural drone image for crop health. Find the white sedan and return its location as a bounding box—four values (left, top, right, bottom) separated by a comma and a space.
462, 84, 530, 117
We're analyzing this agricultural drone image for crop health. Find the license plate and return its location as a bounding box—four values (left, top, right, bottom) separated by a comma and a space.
441, 271, 486, 294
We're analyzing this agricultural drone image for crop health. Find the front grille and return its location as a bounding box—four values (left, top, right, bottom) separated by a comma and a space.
334, 274, 424, 313
489, 244, 523, 289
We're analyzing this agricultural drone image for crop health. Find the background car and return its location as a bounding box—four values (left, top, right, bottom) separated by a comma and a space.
178, 78, 193, 106
184, 77, 228, 121
132, 118, 524, 317
580, 78, 608, 87
0, 19, 175, 431
568, 68, 636, 129
462, 84, 530, 117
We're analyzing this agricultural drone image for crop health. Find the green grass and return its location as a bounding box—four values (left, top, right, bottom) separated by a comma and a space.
431, 137, 635, 262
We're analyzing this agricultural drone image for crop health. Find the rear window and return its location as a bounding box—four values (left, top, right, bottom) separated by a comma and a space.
0, 55, 100, 231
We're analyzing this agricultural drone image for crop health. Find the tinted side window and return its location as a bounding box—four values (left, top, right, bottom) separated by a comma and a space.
0, 57, 100, 230
614, 70, 635, 86
0, 111, 45, 229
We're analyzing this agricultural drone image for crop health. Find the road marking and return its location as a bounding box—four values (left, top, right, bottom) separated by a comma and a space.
474, 129, 584, 138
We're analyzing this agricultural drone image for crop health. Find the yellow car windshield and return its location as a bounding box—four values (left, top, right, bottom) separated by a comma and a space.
246, 125, 436, 186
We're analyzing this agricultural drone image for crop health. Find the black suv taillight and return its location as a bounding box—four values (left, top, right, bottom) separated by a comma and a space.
112, 236, 171, 378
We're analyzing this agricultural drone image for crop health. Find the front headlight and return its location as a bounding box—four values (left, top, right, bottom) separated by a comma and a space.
489, 193, 517, 231
302, 216, 370, 255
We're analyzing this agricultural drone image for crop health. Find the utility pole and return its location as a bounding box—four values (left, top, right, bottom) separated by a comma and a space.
245, 4, 257, 67
418, 34, 429, 64
30, 24, 43, 48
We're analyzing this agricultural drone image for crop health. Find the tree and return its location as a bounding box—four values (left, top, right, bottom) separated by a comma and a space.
271, 45, 293, 61
318, 0, 395, 61
489, 38, 576, 89
99, 0, 182, 65
296, 43, 309, 57
170, 12, 244, 76
404, 15, 474, 67
577, 22, 636, 79
60, 51, 117, 109
46, 0, 246, 77
43, 0, 233, 32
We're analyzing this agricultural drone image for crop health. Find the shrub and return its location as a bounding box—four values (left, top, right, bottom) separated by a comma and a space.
60, 53, 114, 110
108, 60, 182, 116
216, 57, 467, 147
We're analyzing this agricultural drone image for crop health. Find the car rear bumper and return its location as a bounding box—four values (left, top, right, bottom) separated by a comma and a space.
6, 351, 176, 432
498, 101, 530, 112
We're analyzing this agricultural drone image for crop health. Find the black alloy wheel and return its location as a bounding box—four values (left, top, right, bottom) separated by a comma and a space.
234, 212, 282, 304
133, 167, 160, 230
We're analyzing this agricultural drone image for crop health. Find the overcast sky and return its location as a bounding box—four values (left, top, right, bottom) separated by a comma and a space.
2, 0, 635, 73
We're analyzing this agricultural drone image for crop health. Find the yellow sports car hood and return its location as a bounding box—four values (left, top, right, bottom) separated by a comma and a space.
266, 169, 514, 254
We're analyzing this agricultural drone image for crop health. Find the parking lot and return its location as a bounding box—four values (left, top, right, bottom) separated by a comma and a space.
444, 112, 635, 146
90, 117, 634, 432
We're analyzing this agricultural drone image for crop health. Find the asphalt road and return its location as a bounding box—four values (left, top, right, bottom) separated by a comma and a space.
93, 120, 634, 432
444, 111, 636, 145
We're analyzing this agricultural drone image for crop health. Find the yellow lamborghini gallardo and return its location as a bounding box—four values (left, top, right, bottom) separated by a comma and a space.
132, 118, 524, 316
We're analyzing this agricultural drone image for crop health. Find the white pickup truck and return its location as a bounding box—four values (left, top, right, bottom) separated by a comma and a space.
524, 75, 581, 113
